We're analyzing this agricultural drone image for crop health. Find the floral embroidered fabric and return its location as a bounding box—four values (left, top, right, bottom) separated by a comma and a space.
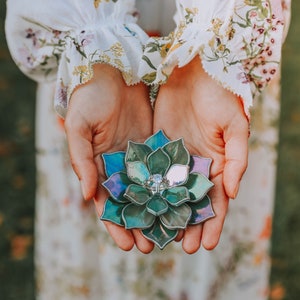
6, 0, 287, 117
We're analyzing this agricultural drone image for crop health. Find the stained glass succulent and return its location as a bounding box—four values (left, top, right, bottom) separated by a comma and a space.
100, 130, 215, 249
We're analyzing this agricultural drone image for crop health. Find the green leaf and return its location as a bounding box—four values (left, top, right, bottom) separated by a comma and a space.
142, 55, 157, 70
142, 72, 157, 84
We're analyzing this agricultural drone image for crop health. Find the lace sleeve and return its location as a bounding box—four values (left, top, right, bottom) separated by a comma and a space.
5, 0, 148, 117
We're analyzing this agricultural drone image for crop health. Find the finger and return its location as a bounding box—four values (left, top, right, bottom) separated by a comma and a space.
132, 229, 155, 254
223, 117, 249, 199
65, 117, 98, 200
174, 230, 184, 242
201, 174, 229, 250
182, 224, 203, 254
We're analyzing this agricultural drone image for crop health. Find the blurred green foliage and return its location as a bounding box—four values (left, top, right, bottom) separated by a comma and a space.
0, 2, 36, 300
0, 1, 299, 300
270, 1, 300, 300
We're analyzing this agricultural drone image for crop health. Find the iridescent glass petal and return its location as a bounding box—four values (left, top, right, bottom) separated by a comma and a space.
144, 130, 170, 151
163, 186, 190, 206
122, 204, 156, 229
126, 161, 150, 185
189, 155, 212, 178
100, 197, 126, 226
146, 194, 169, 216
163, 138, 189, 165
142, 220, 178, 249
147, 148, 171, 176
165, 164, 189, 187
124, 184, 150, 205
102, 172, 132, 203
102, 152, 126, 177
125, 141, 152, 164
160, 204, 192, 229
188, 196, 215, 224
186, 173, 214, 201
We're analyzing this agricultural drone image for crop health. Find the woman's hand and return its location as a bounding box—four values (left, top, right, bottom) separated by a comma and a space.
154, 57, 249, 254
65, 64, 154, 253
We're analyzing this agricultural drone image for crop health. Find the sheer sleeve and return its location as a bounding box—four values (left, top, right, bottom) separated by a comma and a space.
139, 0, 289, 116
5, 0, 148, 117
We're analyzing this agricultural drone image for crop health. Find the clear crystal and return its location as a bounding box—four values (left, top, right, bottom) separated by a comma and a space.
144, 174, 169, 193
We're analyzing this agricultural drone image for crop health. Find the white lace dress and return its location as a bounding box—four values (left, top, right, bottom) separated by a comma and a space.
5, 0, 291, 299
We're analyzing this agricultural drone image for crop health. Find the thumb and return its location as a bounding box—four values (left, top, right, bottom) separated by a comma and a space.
65, 117, 98, 200
223, 120, 249, 199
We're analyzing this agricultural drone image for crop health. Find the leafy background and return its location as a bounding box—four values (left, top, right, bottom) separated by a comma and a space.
0, 2, 299, 300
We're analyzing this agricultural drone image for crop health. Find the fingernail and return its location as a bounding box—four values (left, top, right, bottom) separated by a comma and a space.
232, 182, 240, 199
80, 180, 87, 199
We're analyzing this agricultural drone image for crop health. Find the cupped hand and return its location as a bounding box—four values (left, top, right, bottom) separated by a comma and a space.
154, 57, 249, 254
65, 64, 154, 253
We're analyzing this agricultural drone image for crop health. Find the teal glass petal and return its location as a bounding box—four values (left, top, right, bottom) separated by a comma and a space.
144, 130, 170, 151
186, 173, 214, 201
189, 155, 212, 178
125, 141, 152, 164
163, 186, 190, 206
160, 204, 192, 229
122, 204, 156, 229
100, 197, 126, 226
165, 164, 189, 187
102, 172, 132, 203
147, 148, 171, 176
163, 138, 189, 165
126, 161, 150, 185
102, 152, 126, 177
188, 195, 215, 225
124, 184, 150, 205
146, 194, 169, 216
142, 220, 178, 249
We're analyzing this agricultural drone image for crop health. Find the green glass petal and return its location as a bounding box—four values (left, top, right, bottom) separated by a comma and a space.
163, 138, 189, 165
124, 184, 150, 205
160, 204, 192, 229
100, 197, 126, 226
147, 148, 171, 176
163, 186, 190, 206
122, 204, 156, 229
185, 173, 214, 201
102, 152, 126, 177
142, 220, 178, 249
126, 161, 150, 185
145, 130, 170, 151
146, 194, 169, 216
125, 141, 152, 164
165, 164, 189, 187
189, 195, 215, 225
